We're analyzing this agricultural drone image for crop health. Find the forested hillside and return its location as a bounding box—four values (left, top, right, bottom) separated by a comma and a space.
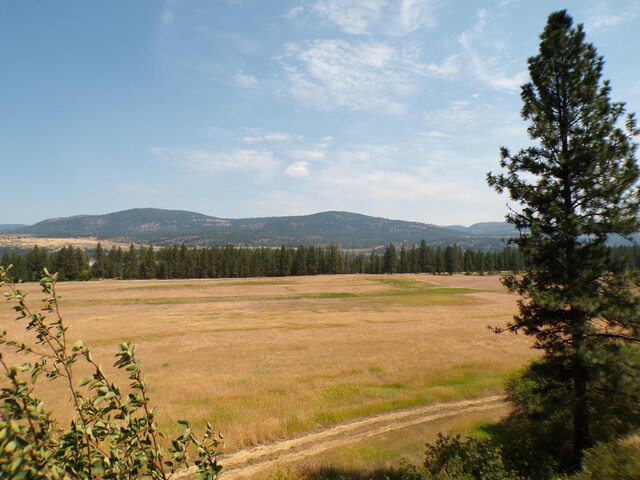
9, 209, 514, 249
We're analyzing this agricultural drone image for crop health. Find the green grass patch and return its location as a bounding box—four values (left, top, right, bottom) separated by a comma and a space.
370, 277, 475, 294
310, 370, 506, 427
330, 443, 399, 465
366, 277, 478, 306
280, 292, 361, 300
65, 276, 477, 308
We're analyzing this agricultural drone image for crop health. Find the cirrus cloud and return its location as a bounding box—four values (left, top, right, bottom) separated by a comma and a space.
281, 39, 418, 114
290, 149, 326, 160
310, 0, 437, 36
242, 132, 304, 143
151, 147, 279, 173
232, 71, 258, 88
458, 9, 527, 92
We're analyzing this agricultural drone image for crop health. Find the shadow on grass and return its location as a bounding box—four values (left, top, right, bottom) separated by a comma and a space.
270, 465, 409, 480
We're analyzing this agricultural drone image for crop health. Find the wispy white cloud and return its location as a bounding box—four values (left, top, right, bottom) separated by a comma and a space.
232, 71, 258, 88
284, 161, 311, 178
281, 39, 428, 114
458, 9, 526, 93
151, 148, 279, 173
290, 149, 326, 160
423, 98, 526, 149
310, 0, 437, 36
395, 0, 437, 35
158, 0, 177, 33
327, 170, 433, 199
587, 13, 631, 29
315, 162, 467, 209
334, 145, 399, 167
585, 2, 640, 30
424, 100, 478, 131
418, 54, 460, 77
241, 132, 304, 143
284, 6, 304, 19
420, 130, 447, 138
312, 0, 387, 35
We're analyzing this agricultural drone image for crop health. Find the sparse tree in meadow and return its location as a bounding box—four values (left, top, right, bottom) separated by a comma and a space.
487, 10, 640, 465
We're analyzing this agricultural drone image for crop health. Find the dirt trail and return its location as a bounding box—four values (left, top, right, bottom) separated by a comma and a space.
174, 395, 507, 480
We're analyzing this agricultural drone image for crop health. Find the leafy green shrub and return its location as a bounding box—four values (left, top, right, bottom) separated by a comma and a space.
422, 433, 521, 480
573, 436, 640, 480
0, 266, 221, 479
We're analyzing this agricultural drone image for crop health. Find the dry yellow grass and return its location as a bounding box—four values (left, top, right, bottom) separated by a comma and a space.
0, 234, 132, 250
0, 274, 534, 457
290, 405, 510, 478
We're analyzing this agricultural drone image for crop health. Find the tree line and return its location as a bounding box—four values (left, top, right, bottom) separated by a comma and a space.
1, 241, 638, 282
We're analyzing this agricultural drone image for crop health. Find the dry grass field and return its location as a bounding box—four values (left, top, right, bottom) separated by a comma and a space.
0, 234, 131, 250
0, 273, 535, 475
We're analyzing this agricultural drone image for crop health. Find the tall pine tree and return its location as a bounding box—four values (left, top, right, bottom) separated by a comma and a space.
92, 242, 106, 279
487, 10, 640, 465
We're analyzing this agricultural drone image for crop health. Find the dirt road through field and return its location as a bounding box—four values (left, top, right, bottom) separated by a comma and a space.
174, 395, 508, 479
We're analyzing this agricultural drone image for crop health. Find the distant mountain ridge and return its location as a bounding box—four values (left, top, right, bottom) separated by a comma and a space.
8, 208, 516, 249
0, 224, 28, 234
445, 222, 517, 237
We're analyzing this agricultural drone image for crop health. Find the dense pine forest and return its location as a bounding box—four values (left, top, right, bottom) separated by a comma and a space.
1, 241, 638, 282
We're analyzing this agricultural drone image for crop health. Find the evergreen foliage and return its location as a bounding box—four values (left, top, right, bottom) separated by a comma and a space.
487, 10, 640, 466
0, 242, 535, 282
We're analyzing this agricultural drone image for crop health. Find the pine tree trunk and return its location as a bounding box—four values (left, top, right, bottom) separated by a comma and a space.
572, 352, 590, 464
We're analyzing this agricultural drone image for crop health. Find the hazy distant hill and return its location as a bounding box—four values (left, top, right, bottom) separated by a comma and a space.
0, 224, 27, 233
18, 208, 230, 237
12, 208, 515, 249
446, 222, 518, 237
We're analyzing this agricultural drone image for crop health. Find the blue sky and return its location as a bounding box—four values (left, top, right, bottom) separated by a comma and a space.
2, 1, 639, 226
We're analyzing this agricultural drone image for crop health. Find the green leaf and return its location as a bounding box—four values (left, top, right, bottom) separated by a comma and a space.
177, 420, 189, 429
